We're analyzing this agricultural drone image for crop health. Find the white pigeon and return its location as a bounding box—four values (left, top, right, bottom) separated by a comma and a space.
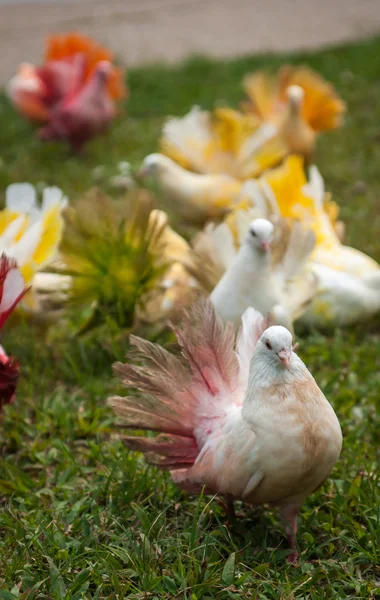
109, 299, 342, 562
208, 217, 316, 331
301, 265, 380, 327
137, 153, 242, 224
215, 172, 380, 328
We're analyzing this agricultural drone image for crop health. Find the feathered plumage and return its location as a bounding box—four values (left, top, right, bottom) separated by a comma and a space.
243, 65, 346, 130
7, 32, 126, 150
137, 153, 243, 224
302, 265, 380, 327
236, 158, 380, 327
242, 67, 345, 162
161, 106, 286, 179
191, 212, 317, 330
109, 299, 342, 562
38, 60, 116, 152
261, 156, 379, 276
138, 107, 286, 224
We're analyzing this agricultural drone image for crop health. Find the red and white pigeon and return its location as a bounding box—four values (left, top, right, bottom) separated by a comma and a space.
7, 32, 126, 151
109, 299, 342, 562
0, 254, 29, 410
39, 60, 116, 152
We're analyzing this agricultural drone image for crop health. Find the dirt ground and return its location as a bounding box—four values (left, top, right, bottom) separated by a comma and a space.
1, 0, 380, 84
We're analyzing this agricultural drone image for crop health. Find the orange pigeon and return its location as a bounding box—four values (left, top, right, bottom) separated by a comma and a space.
242, 65, 346, 161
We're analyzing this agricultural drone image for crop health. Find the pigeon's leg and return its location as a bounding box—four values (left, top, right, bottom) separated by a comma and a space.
216, 495, 243, 525
281, 504, 300, 564
225, 495, 237, 524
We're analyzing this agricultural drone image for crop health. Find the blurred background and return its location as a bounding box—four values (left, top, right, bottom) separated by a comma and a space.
2, 0, 380, 85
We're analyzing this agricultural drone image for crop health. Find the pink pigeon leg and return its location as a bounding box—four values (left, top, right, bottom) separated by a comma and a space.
281, 504, 300, 563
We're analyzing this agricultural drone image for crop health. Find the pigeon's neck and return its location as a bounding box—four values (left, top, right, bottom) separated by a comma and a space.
243, 350, 310, 409
236, 243, 271, 273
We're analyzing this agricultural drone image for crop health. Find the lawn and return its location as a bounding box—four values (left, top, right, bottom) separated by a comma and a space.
0, 35, 380, 599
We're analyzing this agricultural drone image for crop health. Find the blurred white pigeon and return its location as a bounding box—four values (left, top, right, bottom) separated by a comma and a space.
109, 299, 342, 562
201, 216, 316, 331
137, 153, 242, 224
302, 265, 380, 327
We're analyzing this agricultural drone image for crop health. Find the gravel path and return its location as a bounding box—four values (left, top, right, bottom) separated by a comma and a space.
1, 0, 380, 84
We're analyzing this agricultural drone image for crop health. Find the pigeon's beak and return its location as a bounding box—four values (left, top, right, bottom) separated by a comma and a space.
278, 349, 291, 369
261, 241, 271, 252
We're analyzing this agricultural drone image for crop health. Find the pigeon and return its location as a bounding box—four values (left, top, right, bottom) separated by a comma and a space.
236, 164, 380, 327
137, 106, 287, 224
242, 65, 345, 134
39, 61, 116, 152
109, 299, 342, 562
7, 32, 126, 127
259, 156, 379, 277
301, 264, 380, 327
300, 164, 379, 276
205, 216, 316, 331
137, 153, 242, 224
277, 86, 316, 163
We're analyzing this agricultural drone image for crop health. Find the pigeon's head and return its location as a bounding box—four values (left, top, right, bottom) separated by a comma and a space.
286, 85, 305, 113
137, 153, 175, 181
93, 60, 113, 83
245, 218, 274, 253
259, 325, 293, 369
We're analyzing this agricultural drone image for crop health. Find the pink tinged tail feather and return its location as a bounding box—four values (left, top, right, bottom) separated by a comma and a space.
108, 298, 266, 484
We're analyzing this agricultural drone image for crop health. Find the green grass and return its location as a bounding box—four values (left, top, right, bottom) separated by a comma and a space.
1, 36, 380, 599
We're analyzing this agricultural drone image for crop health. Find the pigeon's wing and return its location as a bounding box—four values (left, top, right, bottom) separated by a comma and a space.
273, 220, 316, 284
189, 221, 237, 292
182, 411, 262, 498
271, 220, 317, 319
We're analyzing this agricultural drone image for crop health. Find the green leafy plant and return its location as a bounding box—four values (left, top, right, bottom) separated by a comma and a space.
60, 188, 168, 333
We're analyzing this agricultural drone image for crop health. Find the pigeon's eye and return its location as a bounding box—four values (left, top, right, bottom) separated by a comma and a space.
250, 229, 257, 238
265, 340, 272, 350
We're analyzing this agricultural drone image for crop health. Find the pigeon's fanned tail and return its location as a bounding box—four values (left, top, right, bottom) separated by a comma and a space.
172, 297, 239, 397
108, 299, 252, 473
121, 434, 199, 469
